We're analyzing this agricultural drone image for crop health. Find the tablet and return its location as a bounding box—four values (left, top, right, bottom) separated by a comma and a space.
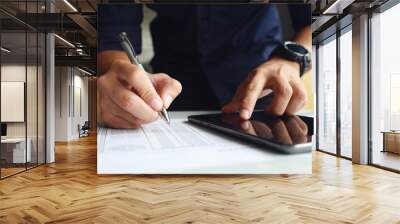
188, 111, 314, 154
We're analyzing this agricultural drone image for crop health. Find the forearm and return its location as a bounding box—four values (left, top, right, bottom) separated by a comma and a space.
97, 50, 130, 75
293, 26, 312, 54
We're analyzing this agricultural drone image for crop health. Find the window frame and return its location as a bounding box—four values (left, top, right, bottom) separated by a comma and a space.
367, 0, 400, 173
315, 23, 353, 160
0, 0, 48, 180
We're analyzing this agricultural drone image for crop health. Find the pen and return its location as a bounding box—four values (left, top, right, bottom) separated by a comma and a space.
118, 32, 170, 125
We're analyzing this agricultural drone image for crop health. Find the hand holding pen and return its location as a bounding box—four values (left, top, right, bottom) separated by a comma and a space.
97, 33, 182, 128
119, 32, 171, 124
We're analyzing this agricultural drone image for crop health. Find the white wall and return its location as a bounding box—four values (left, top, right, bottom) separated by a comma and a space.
73, 70, 89, 135
54, 67, 89, 141
1, 64, 40, 138
1, 82, 25, 122
1, 65, 26, 139
55, 66, 70, 141
1, 66, 25, 127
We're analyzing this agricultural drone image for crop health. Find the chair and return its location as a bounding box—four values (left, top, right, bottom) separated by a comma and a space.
79, 121, 90, 138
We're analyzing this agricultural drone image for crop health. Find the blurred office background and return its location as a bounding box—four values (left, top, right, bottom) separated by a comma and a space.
0, 0, 97, 178
313, 0, 400, 172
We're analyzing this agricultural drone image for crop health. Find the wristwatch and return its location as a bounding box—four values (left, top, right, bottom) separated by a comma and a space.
273, 41, 311, 77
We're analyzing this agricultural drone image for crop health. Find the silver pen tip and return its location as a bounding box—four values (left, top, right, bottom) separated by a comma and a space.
160, 108, 170, 125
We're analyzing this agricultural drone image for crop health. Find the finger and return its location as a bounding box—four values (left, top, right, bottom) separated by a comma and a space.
107, 79, 159, 122
101, 95, 144, 126
221, 84, 245, 114
113, 60, 163, 111
259, 89, 273, 99
236, 69, 268, 120
285, 80, 307, 115
265, 75, 293, 116
102, 111, 140, 129
222, 69, 268, 118
151, 74, 182, 108
221, 101, 239, 113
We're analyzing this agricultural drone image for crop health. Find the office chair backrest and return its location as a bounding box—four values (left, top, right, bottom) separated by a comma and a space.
1, 123, 7, 137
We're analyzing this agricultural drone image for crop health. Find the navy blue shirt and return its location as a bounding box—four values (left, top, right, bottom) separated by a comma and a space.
98, 4, 311, 110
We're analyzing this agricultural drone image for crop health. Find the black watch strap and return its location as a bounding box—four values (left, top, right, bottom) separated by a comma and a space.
273, 41, 311, 77
300, 57, 309, 77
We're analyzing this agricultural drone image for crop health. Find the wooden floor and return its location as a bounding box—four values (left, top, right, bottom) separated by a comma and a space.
1, 167, 26, 178
1, 135, 400, 224
373, 151, 400, 171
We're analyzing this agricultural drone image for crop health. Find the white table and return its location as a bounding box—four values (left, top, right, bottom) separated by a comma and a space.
1, 138, 31, 163
98, 111, 312, 174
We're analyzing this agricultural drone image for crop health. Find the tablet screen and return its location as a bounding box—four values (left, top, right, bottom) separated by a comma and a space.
188, 111, 314, 146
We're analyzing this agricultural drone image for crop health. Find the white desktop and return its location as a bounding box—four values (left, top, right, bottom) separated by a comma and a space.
1, 139, 32, 164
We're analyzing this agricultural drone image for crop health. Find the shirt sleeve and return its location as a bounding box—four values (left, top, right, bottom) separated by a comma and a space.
97, 4, 143, 53
288, 4, 312, 32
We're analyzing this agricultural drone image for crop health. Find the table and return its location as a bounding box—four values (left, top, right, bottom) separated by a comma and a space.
382, 131, 400, 154
1, 138, 31, 165
98, 111, 313, 174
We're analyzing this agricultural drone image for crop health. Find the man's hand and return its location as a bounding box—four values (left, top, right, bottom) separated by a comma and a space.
222, 57, 307, 119
98, 59, 182, 128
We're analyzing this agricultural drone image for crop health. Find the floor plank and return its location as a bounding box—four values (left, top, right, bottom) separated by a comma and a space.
0, 135, 399, 224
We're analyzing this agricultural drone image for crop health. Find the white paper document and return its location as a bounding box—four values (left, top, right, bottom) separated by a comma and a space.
98, 118, 311, 174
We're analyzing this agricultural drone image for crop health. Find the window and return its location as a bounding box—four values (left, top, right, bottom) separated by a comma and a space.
339, 29, 352, 158
316, 27, 353, 159
370, 3, 400, 171
1, 31, 28, 178
317, 37, 337, 154
0, 1, 47, 179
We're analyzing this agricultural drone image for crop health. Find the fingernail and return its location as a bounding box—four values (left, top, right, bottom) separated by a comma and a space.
265, 89, 273, 96
150, 98, 163, 111
240, 109, 251, 120
164, 95, 173, 108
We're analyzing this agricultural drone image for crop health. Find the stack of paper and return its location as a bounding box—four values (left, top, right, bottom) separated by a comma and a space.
97, 119, 311, 174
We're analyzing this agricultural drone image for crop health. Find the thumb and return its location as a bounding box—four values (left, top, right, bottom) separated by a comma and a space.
152, 74, 182, 109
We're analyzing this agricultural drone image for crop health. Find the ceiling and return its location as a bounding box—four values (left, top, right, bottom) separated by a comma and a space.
0, 0, 99, 70
1, 32, 45, 64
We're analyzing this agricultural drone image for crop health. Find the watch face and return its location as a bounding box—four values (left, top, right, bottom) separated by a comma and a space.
286, 42, 308, 55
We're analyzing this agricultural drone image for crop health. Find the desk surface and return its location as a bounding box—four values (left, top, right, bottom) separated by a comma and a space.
98, 111, 312, 174
1, 138, 26, 144
381, 131, 400, 134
